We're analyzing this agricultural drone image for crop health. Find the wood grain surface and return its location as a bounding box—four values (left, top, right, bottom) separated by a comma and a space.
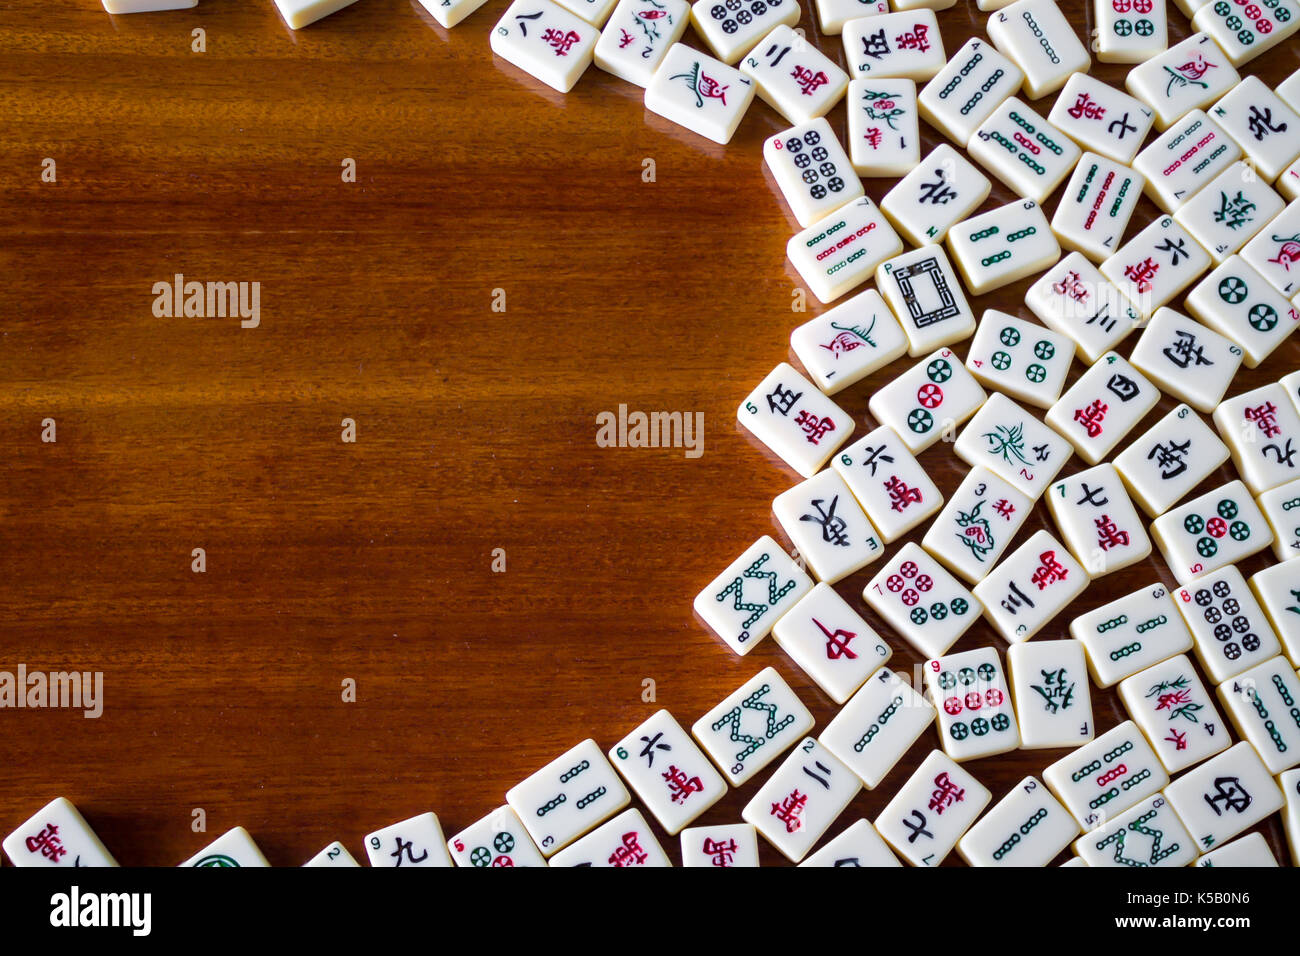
0, 0, 1297, 867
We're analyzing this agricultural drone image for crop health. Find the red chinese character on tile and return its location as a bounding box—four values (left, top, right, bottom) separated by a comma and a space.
1074, 399, 1108, 438
883, 475, 923, 512
795, 409, 835, 444
771, 790, 808, 833
1094, 514, 1130, 551
1030, 550, 1069, 590
1123, 256, 1159, 293
1245, 401, 1282, 438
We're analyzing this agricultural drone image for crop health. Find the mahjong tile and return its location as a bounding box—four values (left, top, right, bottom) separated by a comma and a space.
1042, 720, 1169, 828
842, 10, 946, 82
879, 144, 992, 247
694, 535, 813, 655
738, 363, 854, 478
1214, 383, 1300, 493
1124, 32, 1239, 131
956, 776, 1081, 866
954, 392, 1073, 499
1210, 78, 1300, 182
924, 645, 1021, 760
743, 736, 861, 862
875, 248, 979, 357
1280, 157, 1300, 202
763, 118, 863, 228
1073, 793, 1197, 866
181, 826, 271, 868
1219, 656, 1300, 774
1025, 253, 1142, 360
272, 0, 356, 28
1281, 768, 1300, 864
1241, 200, 1300, 297
549, 809, 671, 866
815, 0, 888, 34
1195, 831, 1279, 866
875, 750, 992, 866
846, 78, 921, 178
1045, 463, 1151, 575
973, 529, 1090, 643
1173, 0, 1211, 13
798, 818, 902, 866
1093, 0, 1168, 64
820, 664, 937, 788
593, 0, 690, 88
609, 709, 726, 834
3, 798, 117, 868
1249, 556, 1300, 664
968, 98, 1082, 203
987, 0, 1090, 100
1129, 308, 1243, 413
918, 37, 1025, 147
1174, 163, 1286, 266
831, 425, 942, 542
1113, 403, 1231, 517
688, 0, 799, 65
1045, 352, 1160, 464
947, 200, 1061, 296
922, 466, 1033, 584
774, 471, 884, 583
1192, 0, 1300, 65
644, 43, 756, 145
788, 196, 904, 303
1059, 855, 1088, 866
506, 739, 631, 855
1070, 582, 1194, 686
866, 349, 987, 454
1285, 369, 1300, 416
304, 841, 360, 867
863, 542, 982, 658
1173, 564, 1282, 681
1155, 485, 1273, 587
1119, 654, 1230, 773
893, 0, 956, 8
790, 288, 909, 395
554, 0, 619, 24
679, 823, 760, 867
964, 312, 1074, 410
1133, 110, 1242, 214
1185, 257, 1299, 367
1008, 640, 1095, 749
773, 583, 892, 703
447, 806, 548, 867
743, 26, 850, 126
1047, 72, 1154, 165
1282, 67, 1300, 116
1049, 152, 1144, 262
1164, 741, 1284, 853
490, 0, 599, 93
692, 666, 815, 786
417, 0, 488, 28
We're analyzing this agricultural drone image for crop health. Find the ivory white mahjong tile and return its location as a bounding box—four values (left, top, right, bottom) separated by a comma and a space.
1042, 720, 1169, 828
1172, 0, 1211, 13
879, 145, 992, 247
1070, 582, 1194, 686
1025, 253, 1141, 360
694, 535, 813, 655
947, 200, 1061, 296
1059, 855, 1088, 865
875, 248, 978, 357
304, 841, 360, 867
549, 809, 671, 866
1186, 257, 1299, 367
104, 0, 197, 11
1048, 73, 1154, 165
774, 471, 884, 583
987, 0, 1090, 100
366, 814, 454, 868
1211, 77, 1300, 182
863, 542, 982, 658
1155, 485, 1273, 587
820, 664, 936, 788
1195, 831, 1279, 866
1047, 463, 1151, 576
798, 818, 902, 866
417, 0, 488, 28
1165, 741, 1284, 853
644, 43, 756, 145
1129, 308, 1243, 413
815, 0, 888, 34
924, 645, 1021, 760
1281, 67, 1300, 116
1192, 0, 1300, 65
956, 775, 1081, 866
1093, 0, 1168, 64
1220, 656, 1300, 773
593, 0, 690, 88
490, 0, 600, 93
790, 289, 908, 395
680, 823, 760, 867
1119, 654, 1230, 773
1050, 153, 1144, 263
1124, 32, 1239, 131
866, 349, 987, 453
1284, 369, 1300, 416
506, 740, 631, 856
964, 312, 1074, 410
973, 529, 1090, 643
1214, 383, 1300, 493
1280, 157, 1300, 202
1133, 111, 1242, 214
1008, 639, 1095, 748
1046, 352, 1160, 464
773, 583, 892, 703
1241, 200, 1300, 297
272, 0, 357, 29
846, 78, 921, 178
738, 363, 854, 478
788, 196, 904, 304
831, 425, 942, 542
968, 99, 1082, 203
743, 26, 850, 126
3, 798, 117, 868
918, 37, 1025, 147
1281, 768, 1300, 864
447, 806, 548, 867
1250, 556, 1300, 663
922, 466, 1033, 584
554, 0, 619, 24
1174, 163, 1286, 266
1114, 403, 1231, 518
181, 826, 271, 868
609, 709, 726, 834
893, 0, 955, 9
688, 0, 799, 65
692, 666, 815, 786
1173, 564, 1282, 681
763, 118, 863, 228
954, 392, 1073, 499
875, 750, 992, 866
842, 10, 946, 82
742, 736, 862, 862
1073, 793, 1197, 866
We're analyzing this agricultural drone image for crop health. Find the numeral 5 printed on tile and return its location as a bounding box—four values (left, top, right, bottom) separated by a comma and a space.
924, 645, 1020, 760
831, 425, 942, 542
1046, 463, 1152, 575
743, 737, 862, 862
739, 363, 853, 478
609, 709, 727, 834
1152, 481, 1273, 585
1042, 720, 1169, 829
867, 350, 987, 454
447, 806, 548, 867
968, 98, 1082, 203
506, 739, 632, 855
842, 10, 946, 81
692, 666, 815, 786
694, 535, 812, 655
863, 542, 982, 658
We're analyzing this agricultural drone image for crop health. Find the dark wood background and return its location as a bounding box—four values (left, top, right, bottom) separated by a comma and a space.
0, 0, 1296, 867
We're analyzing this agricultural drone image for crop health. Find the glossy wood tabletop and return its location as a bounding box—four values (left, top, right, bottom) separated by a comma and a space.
0, 0, 1297, 866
